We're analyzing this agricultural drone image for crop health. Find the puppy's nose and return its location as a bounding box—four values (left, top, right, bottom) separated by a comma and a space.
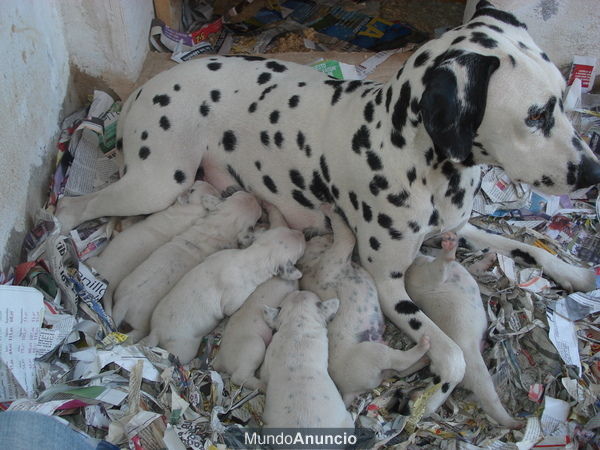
575, 155, 600, 189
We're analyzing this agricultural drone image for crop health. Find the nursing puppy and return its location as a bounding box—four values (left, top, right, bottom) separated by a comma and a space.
87, 181, 220, 315
405, 232, 520, 428
212, 204, 297, 390
113, 190, 262, 343
298, 205, 431, 405
140, 227, 305, 364
260, 291, 354, 429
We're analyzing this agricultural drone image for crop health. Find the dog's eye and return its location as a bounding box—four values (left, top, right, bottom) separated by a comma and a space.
528, 112, 543, 121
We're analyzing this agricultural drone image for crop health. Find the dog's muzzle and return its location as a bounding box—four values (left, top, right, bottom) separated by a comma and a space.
575, 155, 600, 189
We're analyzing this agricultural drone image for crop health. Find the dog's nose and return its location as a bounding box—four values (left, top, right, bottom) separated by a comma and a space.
575, 155, 600, 189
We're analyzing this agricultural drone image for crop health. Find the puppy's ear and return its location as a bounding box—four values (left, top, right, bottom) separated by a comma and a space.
277, 261, 302, 280
318, 298, 340, 322
420, 53, 499, 163
201, 194, 221, 211
263, 305, 281, 329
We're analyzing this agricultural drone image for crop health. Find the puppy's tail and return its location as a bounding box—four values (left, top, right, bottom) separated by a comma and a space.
137, 329, 159, 348
462, 348, 521, 428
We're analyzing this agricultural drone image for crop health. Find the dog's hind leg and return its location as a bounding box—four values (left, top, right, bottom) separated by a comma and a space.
457, 223, 595, 292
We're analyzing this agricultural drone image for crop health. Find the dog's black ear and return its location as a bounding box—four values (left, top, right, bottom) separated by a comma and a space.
420, 53, 499, 162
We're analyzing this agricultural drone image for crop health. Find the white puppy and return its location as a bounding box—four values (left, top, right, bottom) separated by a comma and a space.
260, 290, 354, 429
405, 232, 521, 428
140, 227, 306, 364
87, 181, 220, 315
212, 204, 297, 390
113, 191, 262, 343
298, 205, 431, 406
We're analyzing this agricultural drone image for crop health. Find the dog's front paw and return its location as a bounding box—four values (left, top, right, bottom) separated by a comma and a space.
548, 264, 596, 292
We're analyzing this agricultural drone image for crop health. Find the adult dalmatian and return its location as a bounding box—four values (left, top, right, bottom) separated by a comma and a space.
57, 2, 600, 416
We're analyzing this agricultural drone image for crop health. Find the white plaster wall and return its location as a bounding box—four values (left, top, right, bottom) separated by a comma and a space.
60, 0, 154, 81
464, 0, 600, 69
0, 0, 70, 270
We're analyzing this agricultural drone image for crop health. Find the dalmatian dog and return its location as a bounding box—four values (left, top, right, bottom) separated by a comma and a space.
87, 180, 220, 316
112, 190, 262, 343
139, 227, 305, 364
298, 204, 431, 406
405, 232, 520, 428
56, 2, 600, 417
261, 291, 354, 429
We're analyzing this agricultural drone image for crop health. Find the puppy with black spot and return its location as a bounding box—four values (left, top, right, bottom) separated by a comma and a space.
140, 227, 305, 364
405, 232, 521, 428
87, 181, 220, 316
298, 204, 431, 405
212, 204, 299, 390
260, 291, 354, 429
113, 191, 262, 343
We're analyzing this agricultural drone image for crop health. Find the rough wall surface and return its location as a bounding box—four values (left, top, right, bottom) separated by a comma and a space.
464, 0, 600, 69
0, 0, 70, 270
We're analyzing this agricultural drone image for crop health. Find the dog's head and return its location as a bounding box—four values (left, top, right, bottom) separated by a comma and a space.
416, 1, 600, 194
252, 227, 306, 279
263, 291, 339, 330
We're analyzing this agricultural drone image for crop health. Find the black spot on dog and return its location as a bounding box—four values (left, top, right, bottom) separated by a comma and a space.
320, 155, 330, 182
304, 145, 312, 158
366, 151, 383, 171
153, 94, 170, 106
425, 147, 434, 166
310, 171, 332, 202
345, 80, 362, 93
210, 90, 220, 102
413, 51, 430, 67
288, 95, 300, 108
472, 7, 527, 28
324, 80, 344, 105
452, 36, 466, 45
349, 191, 359, 210
390, 271, 403, 279
199, 102, 210, 117
292, 190, 314, 208
174, 170, 186, 184
116, 137, 123, 150
369, 236, 380, 250
567, 162, 577, 185
263, 175, 278, 193
395, 300, 420, 314
260, 131, 270, 146
470, 31, 498, 48
173, 84, 181, 91
159, 116, 170, 130
266, 61, 287, 72
367, 256, 373, 263
410, 98, 420, 115
387, 190, 410, 207
511, 249, 538, 266
369, 175, 389, 196
207, 62, 222, 71
122, 165, 127, 175
428, 209, 439, 226
388, 227, 403, 240
270, 110, 280, 124
433, 375, 441, 384
296, 131, 305, 149
141, 131, 148, 140
255, 161, 262, 171
559, 98, 564, 112
134, 89, 142, 100
227, 165, 246, 189
222, 130, 237, 151
375, 89, 383, 105
409, 318, 422, 330
377, 213, 392, 228
385, 86, 393, 113
572, 136, 584, 152
395, 67, 404, 80
541, 175, 554, 186
518, 41, 529, 50
290, 169, 305, 189
451, 189, 466, 208
390, 81, 411, 148
331, 185, 340, 199
352, 126, 371, 154
248, 102, 257, 113
259, 84, 278, 101
407, 167, 417, 185
509, 55, 516, 67
442, 383, 450, 393
408, 221, 420, 232
274, 131, 284, 148
257, 72, 272, 85
533, 180, 541, 187
298, 82, 306, 87
364, 102, 374, 123
540, 52, 550, 62
139, 146, 150, 160
362, 202, 373, 222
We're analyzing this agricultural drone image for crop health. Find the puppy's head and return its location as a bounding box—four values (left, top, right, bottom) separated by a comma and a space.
178, 181, 221, 206
252, 227, 306, 277
210, 191, 262, 238
296, 235, 332, 271
263, 291, 339, 330
417, 2, 600, 194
